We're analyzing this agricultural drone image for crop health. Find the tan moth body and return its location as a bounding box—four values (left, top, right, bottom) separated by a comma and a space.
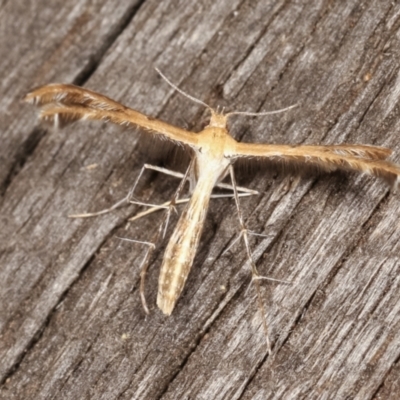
157, 113, 233, 314
25, 78, 400, 328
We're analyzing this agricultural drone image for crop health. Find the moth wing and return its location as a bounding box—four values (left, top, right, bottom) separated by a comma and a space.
25, 83, 200, 148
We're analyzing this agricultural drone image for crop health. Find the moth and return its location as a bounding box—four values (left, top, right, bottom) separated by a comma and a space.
25, 72, 400, 351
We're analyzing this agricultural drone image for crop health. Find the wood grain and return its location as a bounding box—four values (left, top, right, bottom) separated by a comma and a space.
1, 1, 400, 399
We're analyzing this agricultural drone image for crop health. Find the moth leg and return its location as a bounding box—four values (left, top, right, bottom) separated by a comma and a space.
69, 195, 132, 218
127, 165, 259, 195
129, 191, 256, 222
127, 164, 259, 219
127, 166, 258, 222
69, 163, 191, 219
114, 236, 157, 315
216, 182, 258, 195
228, 165, 272, 355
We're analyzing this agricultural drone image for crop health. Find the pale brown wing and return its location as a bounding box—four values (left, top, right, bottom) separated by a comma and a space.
24, 83, 199, 147
231, 143, 400, 185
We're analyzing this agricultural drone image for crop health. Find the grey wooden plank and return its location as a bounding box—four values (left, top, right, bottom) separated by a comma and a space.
1, 0, 400, 399
0, 0, 143, 191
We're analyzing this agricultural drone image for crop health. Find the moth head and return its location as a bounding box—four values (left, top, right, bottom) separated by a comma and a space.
208, 110, 228, 128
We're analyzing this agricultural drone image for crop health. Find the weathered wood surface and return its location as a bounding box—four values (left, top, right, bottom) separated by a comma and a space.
1, 1, 400, 399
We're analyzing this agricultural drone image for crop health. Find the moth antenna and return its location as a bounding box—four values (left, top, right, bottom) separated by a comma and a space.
227, 103, 298, 117
155, 67, 213, 111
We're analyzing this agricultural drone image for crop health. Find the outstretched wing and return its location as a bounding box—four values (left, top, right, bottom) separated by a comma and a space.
24, 83, 199, 147
231, 143, 400, 186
